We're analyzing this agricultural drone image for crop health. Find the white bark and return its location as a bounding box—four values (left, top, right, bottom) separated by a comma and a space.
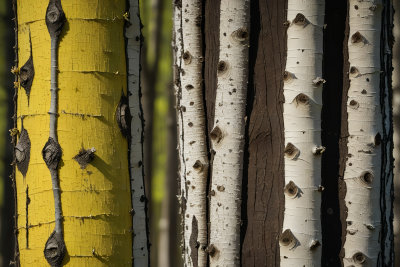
342, 2, 384, 266
208, 1, 250, 266
126, 1, 149, 266
178, 1, 209, 266
280, 1, 325, 266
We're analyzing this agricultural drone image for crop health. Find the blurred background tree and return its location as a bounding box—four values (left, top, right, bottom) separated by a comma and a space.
140, 0, 181, 266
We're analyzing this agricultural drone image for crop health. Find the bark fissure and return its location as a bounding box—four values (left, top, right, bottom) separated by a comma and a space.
11, 0, 20, 265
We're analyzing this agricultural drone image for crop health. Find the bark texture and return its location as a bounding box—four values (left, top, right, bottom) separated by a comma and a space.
126, 0, 150, 265
208, 1, 250, 266
178, 0, 209, 266
280, 1, 325, 266
340, 1, 394, 266
241, 0, 287, 266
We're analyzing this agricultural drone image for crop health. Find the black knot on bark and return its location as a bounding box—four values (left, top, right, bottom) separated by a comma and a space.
15, 123, 31, 178
217, 61, 229, 76
20, 56, 35, 100
279, 229, 297, 249
351, 31, 363, 44
73, 147, 96, 169
42, 137, 62, 170
293, 13, 307, 25
230, 27, 249, 43
183, 51, 192, 65
360, 171, 373, 185
353, 252, 366, 264
296, 93, 309, 105
309, 239, 321, 251
284, 181, 298, 198
44, 231, 65, 267
284, 142, 300, 160
46, 0, 65, 38
205, 244, 220, 260
210, 126, 223, 145
116, 91, 132, 139
374, 133, 381, 146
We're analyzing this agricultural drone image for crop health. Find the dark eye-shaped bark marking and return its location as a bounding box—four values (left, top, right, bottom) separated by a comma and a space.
284, 143, 300, 160
349, 99, 359, 109
44, 231, 66, 267
189, 215, 199, 267
293, 13, 307, 25
309, 239, 321, 251
42, 137, 62, 170
46, 0, 65, 38
284, 181, 298, 198
351, 31, 363, 44
116, 91, 132, 139
183, 51, 192, 65
20, 56, 35, 101
279, 229, 297, 249
217, 61, 229, 76
352, 252, 366, 264
205, 244, 220, 261
359, 171, 373, 185
15, 123, 31, 178
374, 133, 381, 146
73, 147, 96, 169
210, 126, 223, 146
296, 93, 309, 105
230, 28, 249, 44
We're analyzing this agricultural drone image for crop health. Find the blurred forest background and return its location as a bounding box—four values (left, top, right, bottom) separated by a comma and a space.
0, 0, 399, 266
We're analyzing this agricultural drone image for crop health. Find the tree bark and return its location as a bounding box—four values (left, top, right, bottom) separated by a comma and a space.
208, 1, 250, 266
13, 0, 149, 266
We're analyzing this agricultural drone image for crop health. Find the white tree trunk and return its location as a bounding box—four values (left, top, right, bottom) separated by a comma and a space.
176, 1, 209, 266
280, 1, 325, 266
126, 1, 149, 265
342, 1, 384, 265
208, 1, 250, 266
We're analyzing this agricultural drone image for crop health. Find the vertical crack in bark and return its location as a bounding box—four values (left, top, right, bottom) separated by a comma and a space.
189, 215, 199, 267
25, 186, 30, 248
43, 1, 65, 266
11, 0, 20, 265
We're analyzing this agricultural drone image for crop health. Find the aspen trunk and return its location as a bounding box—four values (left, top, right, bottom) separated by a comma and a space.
175, 0, 210, 266
339, 0, 394, 266
208, 1, 250, 266
12, 0, 149, 266
182, 0, 395, 266
280, 1, 325, 266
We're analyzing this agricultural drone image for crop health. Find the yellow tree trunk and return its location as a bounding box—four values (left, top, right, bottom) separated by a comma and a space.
13, 0, 148, 266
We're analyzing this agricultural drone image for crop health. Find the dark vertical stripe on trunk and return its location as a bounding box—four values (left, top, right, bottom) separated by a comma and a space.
338, 1, 350, 266
241, 1, 287, 266
204, 0, 221, 250
321, 1, 347, 266
378, 1, 394, 266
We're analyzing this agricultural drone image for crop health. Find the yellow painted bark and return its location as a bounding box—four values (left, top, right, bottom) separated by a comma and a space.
16, 0, 133, 266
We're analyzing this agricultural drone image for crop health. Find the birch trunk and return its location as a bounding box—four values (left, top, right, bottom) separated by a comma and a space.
280, 1, 325, 266
175, 0, 210, 266
13, 0, 148, 266
341, 1, 394, 265
208, 1, 250, 266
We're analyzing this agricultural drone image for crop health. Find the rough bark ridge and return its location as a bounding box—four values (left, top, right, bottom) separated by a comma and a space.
280, 0, 325, 266
321, 0, 347, 266
241, 0, 286, 266
125, 0, 150, 265
11, 1, 20, 265
208, 1, 250, 266
179, 1, 210, 266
